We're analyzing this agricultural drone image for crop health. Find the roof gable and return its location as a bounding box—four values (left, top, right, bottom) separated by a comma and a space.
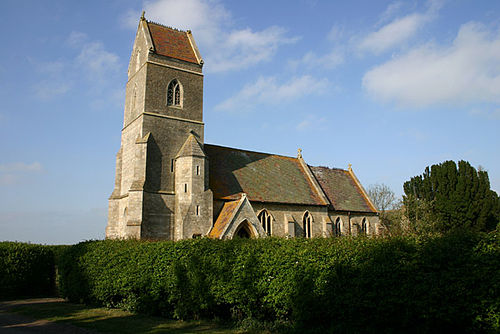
310, 166, 376, 213
204, 144, 324, 205
209, 194, 265, 239
147, 21, 199, 64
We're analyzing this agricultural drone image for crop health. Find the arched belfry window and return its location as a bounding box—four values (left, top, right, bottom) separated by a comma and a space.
335, 217, 342, 236
303, 211, 312, 238
167, 79, 182, 107
258, 210, 272, 236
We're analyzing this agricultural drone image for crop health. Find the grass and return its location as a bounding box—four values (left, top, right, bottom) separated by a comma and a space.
7, 301, 265, 334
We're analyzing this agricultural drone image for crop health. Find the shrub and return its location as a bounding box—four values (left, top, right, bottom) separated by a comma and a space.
0, 242, 55, 299
57, 232, 500, 333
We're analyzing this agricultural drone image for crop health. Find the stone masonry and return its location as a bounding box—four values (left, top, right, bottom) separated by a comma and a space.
106, 14, 380, 240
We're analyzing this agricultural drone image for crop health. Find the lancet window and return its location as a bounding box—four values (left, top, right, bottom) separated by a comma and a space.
303, 211, 312, 238
335, 217, 342, 236
258, 210, 272, 236
361, 218, 368, 235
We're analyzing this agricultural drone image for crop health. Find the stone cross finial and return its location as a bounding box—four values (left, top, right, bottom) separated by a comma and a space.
297, 148, 302, 158
140, 11, 146, 20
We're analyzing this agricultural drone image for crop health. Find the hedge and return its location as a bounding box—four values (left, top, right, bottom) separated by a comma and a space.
57, 231, 500, 333
0, 242, 56, 299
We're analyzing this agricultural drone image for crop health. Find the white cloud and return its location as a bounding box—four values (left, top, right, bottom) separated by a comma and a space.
327, 25, 344, 42
296, 114, 327, 131
362, 22, 500, 108
32, 32, 121, 103
0, 162, 43, 185
359, 13, 426, 54
289, 49, 344, 71
378, 1, 404, 24
34, 80, 72, 100
132, 0, 298, 73
76, 42, 120, 81
0, 162, 43, 173
358, 0, 443, 55
215, 75, 330, 111
67, 31, 88, 47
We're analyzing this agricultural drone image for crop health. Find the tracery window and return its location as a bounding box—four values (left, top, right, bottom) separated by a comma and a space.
167, 79, 182, 107
258, 210, 272, 236
335, 217, 342, 236
303, 211, 312, 238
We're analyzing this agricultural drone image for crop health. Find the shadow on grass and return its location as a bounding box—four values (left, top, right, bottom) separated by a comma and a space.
5, 299, 245, 334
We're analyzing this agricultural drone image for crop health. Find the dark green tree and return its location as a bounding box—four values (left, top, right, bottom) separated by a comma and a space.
403, 160, 499, 232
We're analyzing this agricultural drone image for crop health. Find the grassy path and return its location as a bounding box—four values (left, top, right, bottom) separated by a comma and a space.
0, 299, 257, 334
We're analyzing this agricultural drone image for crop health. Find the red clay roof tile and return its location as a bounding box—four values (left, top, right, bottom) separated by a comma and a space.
147, 22, 199, 64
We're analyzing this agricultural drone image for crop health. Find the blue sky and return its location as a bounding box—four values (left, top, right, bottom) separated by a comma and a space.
1, 0, 499, 244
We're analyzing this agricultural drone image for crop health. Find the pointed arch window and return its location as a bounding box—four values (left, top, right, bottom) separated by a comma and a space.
258, 210, 272, 236
335, 217, 342, 236
361, 218, 368, 235
303, 212, 312, 238
167, 79, 182, 107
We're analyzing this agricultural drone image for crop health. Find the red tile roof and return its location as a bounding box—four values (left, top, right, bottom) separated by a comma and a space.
310, 166, 376, 213
204, 144, 324, 205
147, 21, 199, 64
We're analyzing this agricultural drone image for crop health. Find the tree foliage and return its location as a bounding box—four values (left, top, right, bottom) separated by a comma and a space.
403, 160, 500, 232
367, 183, 398, 212
368, 183, 402, 235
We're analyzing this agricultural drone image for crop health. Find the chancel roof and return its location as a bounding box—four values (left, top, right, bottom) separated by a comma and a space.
147, 21, 199, 64
204, 144, 324, 205
310, 166, 376, 213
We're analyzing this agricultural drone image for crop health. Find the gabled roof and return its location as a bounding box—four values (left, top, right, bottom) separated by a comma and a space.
176, 134, 206, 158
204, 144, 324, 205
209, 199, 241, 238
146, 21, 200, 64
209, 194, 265, 239
310, 166, 377, 213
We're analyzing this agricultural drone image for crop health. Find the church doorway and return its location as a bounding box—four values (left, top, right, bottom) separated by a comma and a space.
234, 220, 254, 238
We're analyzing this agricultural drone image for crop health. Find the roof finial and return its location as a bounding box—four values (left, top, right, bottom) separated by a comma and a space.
297, 148, 302, 159
348, 163, 352, 171
140, 11, 146, 21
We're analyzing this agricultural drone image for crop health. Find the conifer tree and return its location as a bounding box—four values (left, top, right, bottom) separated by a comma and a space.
403, 160, 499, 232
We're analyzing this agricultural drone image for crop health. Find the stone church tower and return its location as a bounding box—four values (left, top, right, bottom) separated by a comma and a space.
106, 13, 213, 240
107, 14, 380, 241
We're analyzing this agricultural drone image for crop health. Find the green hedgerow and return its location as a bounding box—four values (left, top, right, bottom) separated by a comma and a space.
55, 231, 499, 333
0, 242, 55, 299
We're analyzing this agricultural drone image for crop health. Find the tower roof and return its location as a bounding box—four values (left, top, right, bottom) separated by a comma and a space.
176, 134, 206, 159
146, 20, 201, 64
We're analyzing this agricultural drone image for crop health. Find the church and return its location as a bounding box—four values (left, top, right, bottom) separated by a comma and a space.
106, 14, 380, 240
